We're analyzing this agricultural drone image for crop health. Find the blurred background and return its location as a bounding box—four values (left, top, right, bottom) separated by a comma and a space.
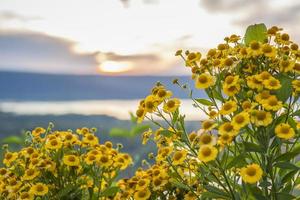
0, 0, 299, 169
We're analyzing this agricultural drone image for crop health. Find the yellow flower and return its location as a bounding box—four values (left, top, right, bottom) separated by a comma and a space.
218, 122, 239, 136
23, 168, 40, 181
63, 155, 80, 167
250, 110, 272, 127
293, 62, 300, 74
275, 123, 295, 139
279, 59, 294, 73
224, 75, 239, 87
241, 100, 257, 111
218, 132, 233, 145
247, 75, 263, 90
163, 98, 180, 113
84, 154, 98, 165
30, 183, 49, 196
45, 138, 62, 150
152, 176, 168, 191
221, 57, 234, 67
240, 164, 263, 184
255, 90, 271, 104
201, 120, 217, 131
292, 80, 300, 92
263, 77, 281, 90
198, 145, 218, 163
3, 152, 18, 167
136, 178, 150, 191
155, 88, 172, 101
156, 146, 173, 162
133, 188, 151, 200
232, 112, 250, 129
223, 84, 240, 96
248, 41, 262, 57
261, 96, 282, 111
82, 133, 99, 146
32, 127, 46, 137
261, 44, 276, 58
136, 107, 146, 123
256, 71, 272, 82
186, 52, 201, 66
172, 150, 187, 165
19, 192, 34, 200
98, 154, 113, 168
144, 95, 159, 113
219, 100, 237, 115
195, 73, 215, 89
198, 132, 216, 145
184, 191, 198, 200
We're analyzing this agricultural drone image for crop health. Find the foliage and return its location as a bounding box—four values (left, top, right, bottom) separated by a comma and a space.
117, 24, 300, 199
0, 124, 132, 199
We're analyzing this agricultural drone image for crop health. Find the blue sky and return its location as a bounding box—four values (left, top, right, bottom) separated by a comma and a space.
0, 0, 299, 75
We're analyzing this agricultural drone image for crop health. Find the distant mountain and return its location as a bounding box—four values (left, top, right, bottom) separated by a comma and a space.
0, 71, 205, 101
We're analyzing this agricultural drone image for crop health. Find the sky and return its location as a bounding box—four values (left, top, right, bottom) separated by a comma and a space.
0, 0, 299, 76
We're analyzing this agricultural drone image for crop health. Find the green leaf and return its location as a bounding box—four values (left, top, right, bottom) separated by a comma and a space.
274, 162, 299, 170
281, 170, 298, 184
159, 129, 174, 137
275, 74, 293, 102
203, 185, 229, 198
100, 186, 120, 197
130, 124, 150, 137
244, 23, 267, 45
274, 144, 300, 162
1, 136, 23, 144
226, 154, 247, 169
201, 192, 231, 199
56, 185, 77, 198
276, 192, 296, 200
195, 98, 214, 106
244, 142, 264, 153
171, 180, 190, 190
109, 128, 130, 137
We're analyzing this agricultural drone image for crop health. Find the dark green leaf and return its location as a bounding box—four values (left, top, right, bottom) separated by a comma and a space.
203, 185, 229, 197
275, 74, 293, 102
171, 180, 190, 190
276, 192, 296, 200
195, 98, 214, 106
226, 154, 247, 169
244, 142, 264, 153
281, 170, 298, 184
100, 186, 120, 197
274, 162, 299, 170
244, 23, 267, 45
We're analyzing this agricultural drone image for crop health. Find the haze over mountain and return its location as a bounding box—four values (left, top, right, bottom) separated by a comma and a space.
0, 71, 205, 101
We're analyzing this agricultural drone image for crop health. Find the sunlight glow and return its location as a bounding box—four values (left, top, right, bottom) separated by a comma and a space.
98, 61, 133, 73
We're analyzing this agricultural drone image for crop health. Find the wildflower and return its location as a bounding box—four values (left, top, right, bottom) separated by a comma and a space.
63, 155, 80, 167
247, 75, 263, 90
224, 75, 239, 87
218, 132, 233, 145
198, 132, 216, 145
172, 150, 187, 165
136, 178, 150, 190
3, 152, 18, 167
240, 164, 263, 184
261, 96, 283, 111
152, 176, 168, 191
219, 122, 239, 136
223, 84, 240, 96
248, 41, 262, 57
195, 73, 215, 89
186, 52, 201, 66
19, 192, 34, 200
279, 59, 294, 73
30, 183, 49, 196
263, 77, 281, 90
232, 112, 250, 130
201, 120, 217, 131
293, 63, 300, 74
261, 44, 276, 58
220, 100, 237, 115
45, 138, 62, 150
82, 133, 99, 146
133, 188, 151, 200
256, 71, 272, 82
255, 90, 271, 104
292, 80, 300, 92
275, 123, 295, 139
32, 127, 46, 137
241, 100, 257, 111
198, 145, 218, 163
23, 168, 40, 181
250, 110, 272, 127
163, 98, 181, 113
144, 95, 159, 113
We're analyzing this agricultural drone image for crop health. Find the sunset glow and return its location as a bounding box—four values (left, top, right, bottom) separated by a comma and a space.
98, 61, 132, 73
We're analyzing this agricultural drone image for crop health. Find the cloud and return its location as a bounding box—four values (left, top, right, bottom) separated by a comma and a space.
0, 10, 41, 22
0, 30, 98, 74
200, 0, 263, 13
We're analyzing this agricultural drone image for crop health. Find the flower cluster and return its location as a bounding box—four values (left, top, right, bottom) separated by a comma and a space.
0, 126, 132, 200
126, 25, 300, 199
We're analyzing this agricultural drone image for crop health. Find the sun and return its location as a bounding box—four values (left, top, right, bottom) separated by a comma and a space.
98, 61, 133, 74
